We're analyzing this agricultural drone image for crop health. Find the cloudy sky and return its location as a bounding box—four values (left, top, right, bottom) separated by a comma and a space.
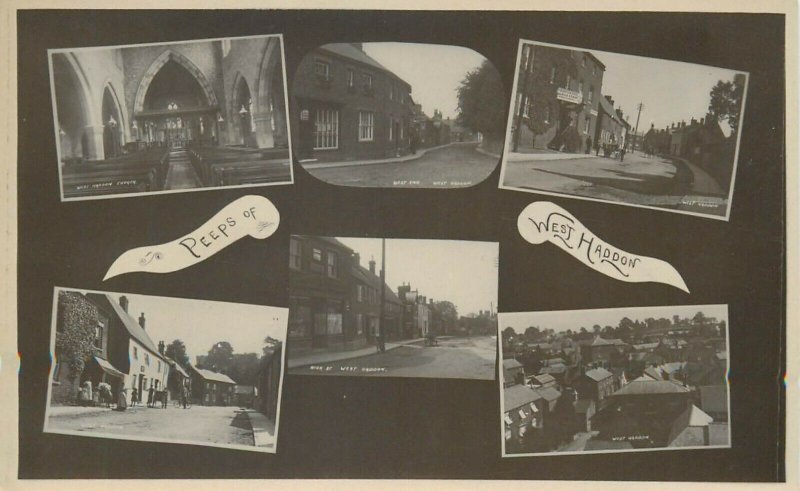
76, 291, 287, 363
527, 42, 744, 137
363, 42, 486, 120
500, 304, 728, 334
338, 237, 498, 317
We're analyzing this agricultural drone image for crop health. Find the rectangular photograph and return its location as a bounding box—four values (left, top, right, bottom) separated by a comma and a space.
500, 40, 748, 220
291, 42, 505, 188
49, 34, 292, 201
44, 288, 288, 453
286, 236, 499, 379
499, 305, 730, 456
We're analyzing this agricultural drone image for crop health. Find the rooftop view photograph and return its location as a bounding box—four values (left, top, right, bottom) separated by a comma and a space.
286, 236, 499, 379
501, 40, 747, 219
291, 42, 506, 188
499, 305, 730, 456
44, 289, 288, 453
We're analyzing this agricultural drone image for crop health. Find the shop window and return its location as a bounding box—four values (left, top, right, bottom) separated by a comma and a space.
288, 303, 311, 339
359, 111, 374, 141
314, 108, 339, 150
289, 238, 302, 270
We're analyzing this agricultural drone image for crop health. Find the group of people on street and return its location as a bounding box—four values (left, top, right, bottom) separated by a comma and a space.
586, 136, 627, 161
74, 380, 190, 410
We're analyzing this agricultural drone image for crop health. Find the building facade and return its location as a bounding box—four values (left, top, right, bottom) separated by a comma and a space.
52, 36, 288, 162
189, 365, 236, 406
512, 44, 606, 154
292, 43, 414, 162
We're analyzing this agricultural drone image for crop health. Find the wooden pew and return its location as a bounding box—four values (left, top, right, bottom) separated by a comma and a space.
188, 147, 290, 187
61, 149, 169, 198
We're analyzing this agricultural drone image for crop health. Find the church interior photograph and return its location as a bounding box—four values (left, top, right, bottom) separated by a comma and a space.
50, 34, 293, 199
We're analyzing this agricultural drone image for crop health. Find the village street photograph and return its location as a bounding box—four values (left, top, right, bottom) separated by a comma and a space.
500, 40, 747, 219
286, 236, 499, 379
50, 34, 292, 200
499, 305, 730, 456
291, 43, 506, 188
44, 288, 288, 453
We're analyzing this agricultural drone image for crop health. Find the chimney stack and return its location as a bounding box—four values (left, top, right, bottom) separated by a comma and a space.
138, 312, 146, 330
158, 340, 165, 355
119, 296, 129, 313
369, 259, 376, 274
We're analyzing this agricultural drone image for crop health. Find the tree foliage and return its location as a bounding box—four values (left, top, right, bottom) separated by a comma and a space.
456, 60, 506, 140
433, 301, 458, 323
708, 78, 744, 134
205, 341, 234, 372
164, 339, 190, 368
55, 291, 99, 382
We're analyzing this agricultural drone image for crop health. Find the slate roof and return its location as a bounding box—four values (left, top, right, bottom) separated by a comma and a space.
533, 373, 555, 385
164, 356, 189, 378
504, 385, 543, 410
644, 366, 664, 381
503, 359, 523, 369
613, 380, 689, 396
585, 367, 613, 382
93, 294, 165, 360
537, 386, 562, 402
539, 364, 567, 375
667, 404, 713, 446
319, 43, 412, 88
699, 385, 729, 415
190, 365, 236, 385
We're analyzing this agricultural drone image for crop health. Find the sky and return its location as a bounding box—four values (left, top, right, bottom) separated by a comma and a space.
363, 42, 486, 120
84, 291, 288, 363
575, 46, 744, 137
337, 237, 498, 317
500, 304, 728, 334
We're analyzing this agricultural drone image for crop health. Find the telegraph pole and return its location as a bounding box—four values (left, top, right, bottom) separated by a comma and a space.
632, 102, 644, 154
512, 45, 533, 152
378, 238, 387, 352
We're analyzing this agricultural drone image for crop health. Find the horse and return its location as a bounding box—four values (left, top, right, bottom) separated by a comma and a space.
153, 390, 169, 409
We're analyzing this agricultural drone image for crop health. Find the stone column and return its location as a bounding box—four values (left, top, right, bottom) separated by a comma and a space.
84, 125, 106, 160
253, 110, 275, 149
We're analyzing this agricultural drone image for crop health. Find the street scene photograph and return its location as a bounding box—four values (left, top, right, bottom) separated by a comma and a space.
291, 42, 506, 188
286, 236, 499, 379
44, 288, 288, 453
50, 34, 292, 200
499, 305, 730, 456
500, 40, 748, 219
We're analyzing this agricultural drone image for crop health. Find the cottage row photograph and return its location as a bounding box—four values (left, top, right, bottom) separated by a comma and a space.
286, 236, 499, 379
500, 40, 747, 220
499, 305, 730, 456
44, 288, 288, 453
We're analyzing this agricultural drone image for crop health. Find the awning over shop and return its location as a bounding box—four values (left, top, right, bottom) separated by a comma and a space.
94, 356, 126, 379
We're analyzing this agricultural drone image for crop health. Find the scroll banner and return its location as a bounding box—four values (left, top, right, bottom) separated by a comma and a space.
517, 202, 689, 293
104, 195, 279, 280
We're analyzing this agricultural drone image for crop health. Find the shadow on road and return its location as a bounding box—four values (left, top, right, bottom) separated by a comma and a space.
229, 410, 253, 431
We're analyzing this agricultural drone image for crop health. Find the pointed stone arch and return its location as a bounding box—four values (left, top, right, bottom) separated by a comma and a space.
253, 38, 287, 148
133, 49, 218, 115
101, 79, 129, 144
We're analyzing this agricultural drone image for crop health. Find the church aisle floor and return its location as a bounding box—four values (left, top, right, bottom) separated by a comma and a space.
164, 148, 203, 190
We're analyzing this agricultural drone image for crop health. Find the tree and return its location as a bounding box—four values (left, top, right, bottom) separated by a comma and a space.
433, 301, 459, 333
164, 339, 190, 368
456, 60, 506, 143
205, 341, 234, 372
55, 291, 99, 384
225, 353, 260, 386
708, 78, 744, 135
502, 327, 517, 342
525, 326, 540, 340
592, 324, 602, 334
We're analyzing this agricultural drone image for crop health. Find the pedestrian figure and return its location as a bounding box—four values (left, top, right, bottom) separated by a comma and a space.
181, 384, 189, 409
116, 388, 128, 411
585, 137, 592, 154
147, 386, 155, 408
131, 387, 138, 407
620, 145, 627, 162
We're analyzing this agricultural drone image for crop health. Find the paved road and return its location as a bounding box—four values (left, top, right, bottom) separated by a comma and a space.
502, 152, 727, 216
47, 404, 256, 447
290, 335, 497, 380
306, 143, 498, 188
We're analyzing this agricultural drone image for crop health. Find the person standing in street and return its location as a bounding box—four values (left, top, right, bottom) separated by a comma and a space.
116, 388, 128, 411
147, 386, 154, 408
131, 387, 138, 407
620, 144, 627, 162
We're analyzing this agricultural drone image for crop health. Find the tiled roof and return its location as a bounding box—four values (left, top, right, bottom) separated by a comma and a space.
537, 386, 562, 402
667, 404, 713, 445
585, 367, 613, 382
533, 373, 555, 385
504, 385, 543, 410
503, 359, 523, 369
613, 380, 689, 396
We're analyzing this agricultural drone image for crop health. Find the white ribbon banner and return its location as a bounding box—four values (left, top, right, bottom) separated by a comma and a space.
517, 201, 689, 293
104, 195, 279, 280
